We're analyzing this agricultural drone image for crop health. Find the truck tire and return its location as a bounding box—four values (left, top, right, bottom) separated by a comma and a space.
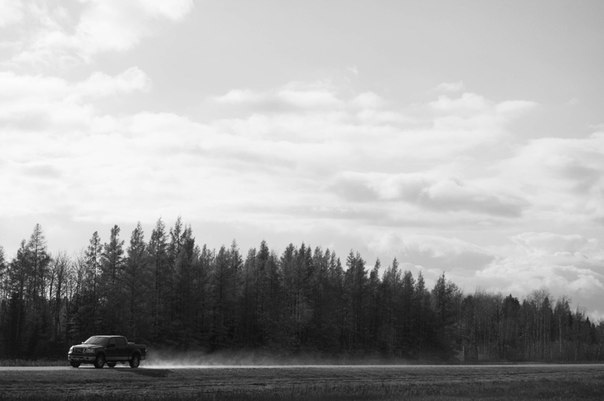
94, 353, 105, 369
129, 353, 140, 368
70, 362, 80, 368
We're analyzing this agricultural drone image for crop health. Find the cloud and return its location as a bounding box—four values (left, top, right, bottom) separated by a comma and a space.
431, 92, 537, 122
434, 81, 465, 93
214, 81, 344, 112
495, 133, 604, 223
0, 77, 572, 233
331, 172, 528, 217
0, 67, 150, 102
76, 67, 151, 98
430, 92, 489, 113
0, 68, 150, 132
364, 230, 604, 319
474, 232, 604, 317
215, 89, 265, 105
210, 85, 539, 171
512, 232, 596, 256
371, 233, 495, 271
0, 0, 23, 27
5, 0, 194, 66
417, 178, 528, 217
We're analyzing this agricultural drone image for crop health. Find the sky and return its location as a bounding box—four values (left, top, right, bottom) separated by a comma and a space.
1, 0, 603, 318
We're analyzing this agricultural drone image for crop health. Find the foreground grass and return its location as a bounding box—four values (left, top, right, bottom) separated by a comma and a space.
2, 381, 603, 401
0, 359, 64, 367
1, 365, 603, 400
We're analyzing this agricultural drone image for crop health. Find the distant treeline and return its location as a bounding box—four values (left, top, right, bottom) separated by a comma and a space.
0, 220, 603, 362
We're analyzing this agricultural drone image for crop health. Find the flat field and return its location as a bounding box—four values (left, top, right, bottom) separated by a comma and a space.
1, 364, 603, 400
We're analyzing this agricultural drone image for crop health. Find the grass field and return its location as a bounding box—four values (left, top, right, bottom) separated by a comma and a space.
0, 364, 603, 400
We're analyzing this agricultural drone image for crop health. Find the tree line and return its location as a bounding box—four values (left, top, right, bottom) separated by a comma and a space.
0, 220, 603, 362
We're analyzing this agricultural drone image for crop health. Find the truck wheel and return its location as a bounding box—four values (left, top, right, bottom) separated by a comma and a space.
93, 353, 105, 369
107, 362, 116, 368
70, 362, 80, 368
129, 353, 140, 368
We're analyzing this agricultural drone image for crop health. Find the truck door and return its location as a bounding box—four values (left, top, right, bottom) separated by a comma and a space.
115, 336, 128, 359
106, 337, 118, 361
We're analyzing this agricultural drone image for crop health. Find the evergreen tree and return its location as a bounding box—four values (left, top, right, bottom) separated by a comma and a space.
431, 273, 462, 357
172, 224, 199, 348
344, 251, 368, 351
378, 258, 401, 354
400, 270, 416, 355
101, 225, 125, 287
1, 226, 603, 362
48, 252, 70, 343
413, 271, 432, 354
5, 241, 28, 356
26, 224, 52, 305
124, 223, 148, 341
0, 246, 8, 299
98, 225, 125, 333
148, 218, 169, 342
66, 231, 104, 340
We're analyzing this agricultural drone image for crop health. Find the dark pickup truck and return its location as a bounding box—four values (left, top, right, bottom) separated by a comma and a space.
68, 335, 146, 368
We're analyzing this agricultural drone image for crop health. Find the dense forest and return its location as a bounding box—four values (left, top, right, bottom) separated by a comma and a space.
1, 220, 603, 363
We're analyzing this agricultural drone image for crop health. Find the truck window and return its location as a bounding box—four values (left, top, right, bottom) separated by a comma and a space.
115, 337, 127, 347
108, 338, 116, 347
84, 336, 108, 346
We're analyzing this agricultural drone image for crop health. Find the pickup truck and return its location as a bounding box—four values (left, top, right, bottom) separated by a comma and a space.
68, 335, 146, 368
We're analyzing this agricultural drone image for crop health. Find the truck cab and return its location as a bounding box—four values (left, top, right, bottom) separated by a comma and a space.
68, 335, 146, 368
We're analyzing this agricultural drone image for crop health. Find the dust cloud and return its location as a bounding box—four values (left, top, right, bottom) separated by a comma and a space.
144, 349, 415, 369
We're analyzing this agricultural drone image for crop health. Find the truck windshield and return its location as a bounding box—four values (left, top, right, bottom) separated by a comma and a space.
84, 336, 109, 346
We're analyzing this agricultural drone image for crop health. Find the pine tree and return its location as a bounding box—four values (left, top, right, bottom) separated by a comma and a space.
172, 224, 199, 348
26, 224, 51, 305
413, 271, 432, 354
48, 252, 70, 343
124, 223, 148, 341
148, 218, 169, 342
431, 273, 462, 357
99, 225, 125, 332
344, 251, 368, 351
0, 246, 8, 299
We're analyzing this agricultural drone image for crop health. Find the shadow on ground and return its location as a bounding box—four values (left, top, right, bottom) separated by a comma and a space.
119, 368, 172, 378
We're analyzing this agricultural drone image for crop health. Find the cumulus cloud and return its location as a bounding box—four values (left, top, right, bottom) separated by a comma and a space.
495, 133, 604, 223
0, 68, 150, 132
3, 78, 538, 230
214, 81, 344, 112
76, 67, 151, 98
474, 232, 604, 317
370, 233, 495, 273
0, 67, 149, 103
430, 92, 537, 122
210, 85, 538, 170
5, 0, 194, 66
351, 92, 384, 109
417, 178, 528, 217
331, 172, 528, 217
512, 232, 597, 256
430, 92, 489, 113
434, 81, 465, 93
0, 0, 23, 27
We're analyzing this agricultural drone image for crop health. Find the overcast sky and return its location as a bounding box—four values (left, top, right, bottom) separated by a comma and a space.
1, 0, 603, 318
